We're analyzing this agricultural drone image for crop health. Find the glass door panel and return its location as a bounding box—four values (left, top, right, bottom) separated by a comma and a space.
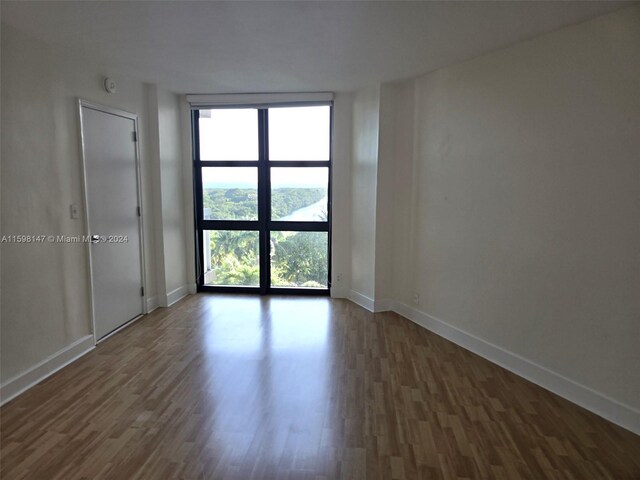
268, 106, 330, 161
270, 231, 329, 288
202, 230, 260, 287
270, 167, 328, 221
199, 109, 258, 161
202, 167, 258, 221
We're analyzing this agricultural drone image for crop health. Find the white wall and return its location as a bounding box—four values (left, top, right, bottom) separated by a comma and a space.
158, 88, 189, 299
330, 93, 353, 298
350, 82, 415, 309
373, 85, 395, 304
146, 84, 167, 307
0, 24, 190, 395
390, 5, 640, 423
148, 85, 189, 306
374, 82, 416, 304
387, 81, 416, 303
349, 87, 380, 304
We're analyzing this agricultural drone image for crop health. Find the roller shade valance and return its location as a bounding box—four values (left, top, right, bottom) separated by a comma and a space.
187, 92, 334, 110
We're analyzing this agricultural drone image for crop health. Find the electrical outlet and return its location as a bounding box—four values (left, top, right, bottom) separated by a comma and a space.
335, 273, 343, 283
412, 293, 420, 305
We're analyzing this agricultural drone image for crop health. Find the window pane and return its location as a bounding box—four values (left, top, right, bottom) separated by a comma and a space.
203, 230, 259, 286
202, 167, 257, 220
199, 109, 258, 160
268, 106, 330, 161
270, 231, 328, 288
271, 167, 328, 221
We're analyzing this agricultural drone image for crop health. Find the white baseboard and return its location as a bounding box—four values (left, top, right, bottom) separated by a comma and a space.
374, 298, 392, 312
149, 285, 193, 311
391, 301, 640, 436
0, 335, 95, 406
166, 284, 190, 307
146, 295, 159, 313
348, 291, 392, 313
349, 290, 375, 312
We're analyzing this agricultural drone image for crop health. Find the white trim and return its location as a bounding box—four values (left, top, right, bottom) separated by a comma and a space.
391, 301, 640, 436
349, 290, 375, 312
146, 295, 159, 313
0, 335, 94, 406
347, 292, 392, 313
132, 111, 149, 315
166, 285, 190, 307
150, 285, 193, 310
374, 298, 392, 312
77, 102, 98, 340
187, 92, 334, 109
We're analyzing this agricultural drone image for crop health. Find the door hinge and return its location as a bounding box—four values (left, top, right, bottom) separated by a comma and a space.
136, 206, 141, 217
141, 286, 145, 297
132, 131, 137, 142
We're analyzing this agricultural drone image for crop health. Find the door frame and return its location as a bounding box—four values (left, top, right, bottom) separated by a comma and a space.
77, 99, 148, 345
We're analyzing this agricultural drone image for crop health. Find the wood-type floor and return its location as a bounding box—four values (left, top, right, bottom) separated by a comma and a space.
1, 294, 639, 479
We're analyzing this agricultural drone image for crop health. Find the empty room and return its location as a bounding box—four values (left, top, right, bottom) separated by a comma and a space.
1, 1, 639, 479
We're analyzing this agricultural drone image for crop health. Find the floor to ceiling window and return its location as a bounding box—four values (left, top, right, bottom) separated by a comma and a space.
193, 103, 332, 294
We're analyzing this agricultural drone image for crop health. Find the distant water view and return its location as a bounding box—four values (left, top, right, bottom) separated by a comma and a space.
202, 184, 326, 222
280, 195, 327, 221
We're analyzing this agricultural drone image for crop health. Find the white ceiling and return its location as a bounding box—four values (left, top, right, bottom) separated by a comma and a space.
1, 1, 631, 94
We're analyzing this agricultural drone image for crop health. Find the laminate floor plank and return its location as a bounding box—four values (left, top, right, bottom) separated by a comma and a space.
1, 294, 639, 479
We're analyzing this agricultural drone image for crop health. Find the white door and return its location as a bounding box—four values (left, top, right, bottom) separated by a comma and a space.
80, 103, 144, 340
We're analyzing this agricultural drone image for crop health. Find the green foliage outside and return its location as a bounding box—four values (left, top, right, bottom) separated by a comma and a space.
271, 231, 328, 287
204, 188, 328, 287
203, 187, 325, 220
206, 230, 260, 286
204, 188, 258, 220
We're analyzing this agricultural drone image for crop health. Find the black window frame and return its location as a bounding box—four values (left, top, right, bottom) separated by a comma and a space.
193, 104, 333, 295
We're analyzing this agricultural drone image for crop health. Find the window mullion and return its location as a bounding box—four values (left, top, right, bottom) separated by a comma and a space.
258, 109, 270, 293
